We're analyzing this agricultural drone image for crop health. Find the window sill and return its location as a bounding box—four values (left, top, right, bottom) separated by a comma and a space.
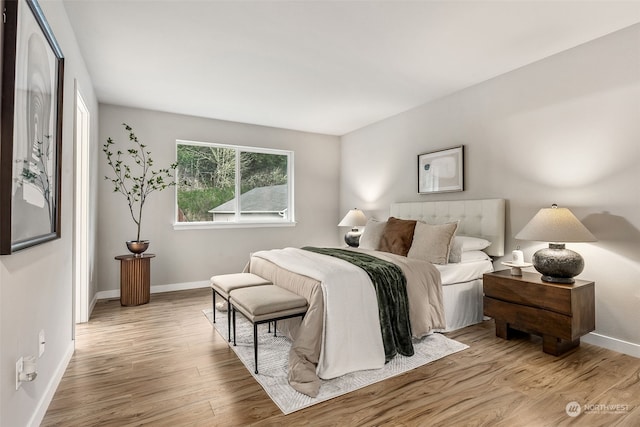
173, 221, 297, 230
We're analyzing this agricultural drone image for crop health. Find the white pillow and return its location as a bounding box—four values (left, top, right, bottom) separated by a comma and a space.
458, 236, 492, 251
448, 236, 492, 263
407, 221, 458, 265
460, 250, 491, 263
358, 218, 386, 250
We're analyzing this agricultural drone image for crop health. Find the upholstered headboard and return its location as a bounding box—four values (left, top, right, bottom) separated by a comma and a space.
390, 199, 506, 257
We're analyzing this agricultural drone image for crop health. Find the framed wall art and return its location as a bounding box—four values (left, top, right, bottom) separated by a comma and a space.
417, 145, 464, 194
1, 0, 64, 254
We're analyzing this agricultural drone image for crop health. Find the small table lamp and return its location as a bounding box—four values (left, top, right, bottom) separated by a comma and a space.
515, 204, 596, 283
338, 208, 368, 247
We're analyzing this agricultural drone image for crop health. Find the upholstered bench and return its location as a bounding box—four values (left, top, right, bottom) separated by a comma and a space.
210, 273, 271, 341
230, 285, 308, 374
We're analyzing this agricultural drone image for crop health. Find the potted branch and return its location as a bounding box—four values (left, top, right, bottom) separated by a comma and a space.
103, 123, 176, 256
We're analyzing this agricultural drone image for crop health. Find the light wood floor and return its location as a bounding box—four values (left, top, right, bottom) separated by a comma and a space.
42, 288, 640, 426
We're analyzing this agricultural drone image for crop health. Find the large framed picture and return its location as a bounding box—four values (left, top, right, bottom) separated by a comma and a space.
0, 0, 64, 254
417, 145, 464, 194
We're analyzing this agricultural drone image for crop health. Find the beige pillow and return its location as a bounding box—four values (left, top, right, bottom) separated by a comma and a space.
378, 217, 417, 256
359, 218, 387, 250
408, 221, 459, 264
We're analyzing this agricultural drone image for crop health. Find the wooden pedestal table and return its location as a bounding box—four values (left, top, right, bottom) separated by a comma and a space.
115, 254, 155, 306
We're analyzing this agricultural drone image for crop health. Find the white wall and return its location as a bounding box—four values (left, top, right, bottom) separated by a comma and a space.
97, 105, 341, 292
341, 24, 640, 355
0, 1, 100, 426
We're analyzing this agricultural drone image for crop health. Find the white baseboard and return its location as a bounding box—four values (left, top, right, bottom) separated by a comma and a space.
29, 341, 75, 427
583, 332, 640, 359
150, 280, 211, 294
95, 280, 210, 301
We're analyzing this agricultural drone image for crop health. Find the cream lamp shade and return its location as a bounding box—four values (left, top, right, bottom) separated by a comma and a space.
338, 208, 368, 247
515, 204, 596, 283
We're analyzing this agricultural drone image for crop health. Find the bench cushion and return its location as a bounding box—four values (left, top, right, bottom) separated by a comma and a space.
231, 285, 307, 322
210, 273, 271, 297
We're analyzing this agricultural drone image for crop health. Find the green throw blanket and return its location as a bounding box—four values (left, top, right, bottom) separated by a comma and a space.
301, 247, 414, 361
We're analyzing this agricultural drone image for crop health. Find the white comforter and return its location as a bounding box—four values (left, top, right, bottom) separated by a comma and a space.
252, 247, 386, 379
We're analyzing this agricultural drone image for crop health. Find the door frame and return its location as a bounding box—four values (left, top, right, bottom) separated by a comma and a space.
73, 80, 91, 325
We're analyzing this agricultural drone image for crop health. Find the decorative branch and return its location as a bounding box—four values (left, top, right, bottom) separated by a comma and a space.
103, 123, 177, 242
15, 135, 54, 227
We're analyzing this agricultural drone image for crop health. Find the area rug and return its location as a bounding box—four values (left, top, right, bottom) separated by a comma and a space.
203, 308, 468, 414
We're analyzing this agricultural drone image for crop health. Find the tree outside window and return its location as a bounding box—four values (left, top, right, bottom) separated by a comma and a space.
176, 141, 293, 224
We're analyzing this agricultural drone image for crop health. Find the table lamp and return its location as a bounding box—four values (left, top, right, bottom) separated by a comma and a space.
338, 208, 368, 247
515, 204, 596, 284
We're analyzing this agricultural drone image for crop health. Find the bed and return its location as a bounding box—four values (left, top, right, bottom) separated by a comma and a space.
247, 198, 505, 397
390, 199, 505, 331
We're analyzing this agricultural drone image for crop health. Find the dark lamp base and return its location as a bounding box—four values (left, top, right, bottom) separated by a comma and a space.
532, 243, 584, 285
344, 228, 362, 247
541, 275, 575, 284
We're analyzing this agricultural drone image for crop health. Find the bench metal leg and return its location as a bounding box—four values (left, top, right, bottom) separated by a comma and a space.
254, 323, 259, 374
227, 302, 232, 343
232, 310, 307, 376
232, 306, 237, 346
212, 290, 216, 323
213, 290, 234, 343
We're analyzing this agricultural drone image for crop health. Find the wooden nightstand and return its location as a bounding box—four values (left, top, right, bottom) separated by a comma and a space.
483, 270, 595, 356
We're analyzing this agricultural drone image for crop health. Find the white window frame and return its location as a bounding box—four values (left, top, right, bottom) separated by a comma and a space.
173, 140, 295, 230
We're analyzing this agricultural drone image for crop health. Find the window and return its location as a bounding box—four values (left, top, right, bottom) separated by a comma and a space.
175, 140, 294, 228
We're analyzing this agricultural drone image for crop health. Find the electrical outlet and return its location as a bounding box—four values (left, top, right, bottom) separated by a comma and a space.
16, 357, 23, 390
39, 330, 45, 357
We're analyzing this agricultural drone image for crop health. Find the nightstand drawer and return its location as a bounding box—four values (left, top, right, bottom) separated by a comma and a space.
484, 296, 574, 340
483, 272, 572, 315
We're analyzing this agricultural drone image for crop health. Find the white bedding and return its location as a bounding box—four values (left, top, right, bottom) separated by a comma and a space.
436, 258, 494, 286
252, 247, 385, 379
439, 279, 485, 332
250, 247, 444, 395
434, 257, 494, 331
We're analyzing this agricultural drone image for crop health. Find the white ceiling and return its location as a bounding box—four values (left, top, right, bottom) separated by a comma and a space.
62, 1, 640, 136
